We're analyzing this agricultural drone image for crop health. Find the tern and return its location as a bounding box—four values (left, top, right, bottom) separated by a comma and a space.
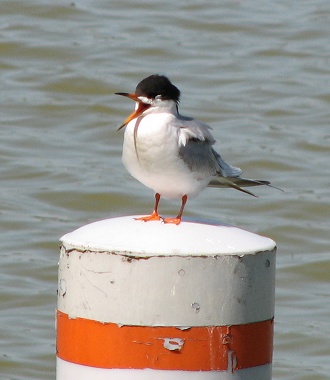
116, 74, 274, 225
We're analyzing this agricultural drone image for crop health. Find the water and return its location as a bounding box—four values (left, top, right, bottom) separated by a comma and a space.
1, 0, 329, 378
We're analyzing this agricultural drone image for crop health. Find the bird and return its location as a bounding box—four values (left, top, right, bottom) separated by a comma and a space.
115, 74, 275, 225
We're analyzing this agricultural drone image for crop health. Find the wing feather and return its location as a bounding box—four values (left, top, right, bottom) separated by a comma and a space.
176, 116, 276, 196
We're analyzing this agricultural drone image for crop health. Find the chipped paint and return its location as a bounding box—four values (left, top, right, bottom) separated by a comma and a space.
227, 349, 238, 373
57, 246, 275, 326
176, 326, 191, 331
57, 217, 276, 379
58, 278, 66, 297
163, 338, 184, 351
191, 302, 200, 313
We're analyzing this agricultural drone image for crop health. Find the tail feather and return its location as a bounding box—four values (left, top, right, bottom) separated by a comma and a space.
208, 177, 257, 197
207, 177, 282, 197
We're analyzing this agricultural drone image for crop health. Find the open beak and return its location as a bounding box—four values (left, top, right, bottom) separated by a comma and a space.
115, 92, 151, 131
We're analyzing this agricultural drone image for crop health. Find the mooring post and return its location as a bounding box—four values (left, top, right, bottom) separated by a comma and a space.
56, 215, 276, 380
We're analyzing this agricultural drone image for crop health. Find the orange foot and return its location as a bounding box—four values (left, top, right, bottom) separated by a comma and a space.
163, 217, 182, 225
135, 211, 162, 222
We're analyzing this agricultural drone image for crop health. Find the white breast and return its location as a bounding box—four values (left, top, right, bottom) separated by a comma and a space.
122, 113, 211, 199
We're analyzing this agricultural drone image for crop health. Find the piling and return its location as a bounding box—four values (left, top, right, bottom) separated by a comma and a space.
56, 215, 276, 379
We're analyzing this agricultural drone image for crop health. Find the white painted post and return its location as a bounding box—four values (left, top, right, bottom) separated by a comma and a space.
56, 216, 276, 380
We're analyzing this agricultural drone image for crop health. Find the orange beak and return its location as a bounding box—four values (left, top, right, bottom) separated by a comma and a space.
115, 92, 151, 131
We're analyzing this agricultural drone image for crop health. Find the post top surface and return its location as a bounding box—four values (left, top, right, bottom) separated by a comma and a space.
60, 215, 276, 256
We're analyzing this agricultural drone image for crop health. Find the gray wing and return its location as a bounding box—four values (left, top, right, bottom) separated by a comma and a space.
179, 139, 219, 176
211, 148, 242, 177
177, 117, 274, 196
208, 149, 271, 196
177, 117, 243, 178
177, 116, 216, 146
177, 117, 219, 175
179, 141, 261, 197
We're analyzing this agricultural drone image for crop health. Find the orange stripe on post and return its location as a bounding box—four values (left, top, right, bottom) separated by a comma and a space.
56, 310, 273, 371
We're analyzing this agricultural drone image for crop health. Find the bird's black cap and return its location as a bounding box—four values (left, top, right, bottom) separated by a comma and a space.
135, 75, 180, 103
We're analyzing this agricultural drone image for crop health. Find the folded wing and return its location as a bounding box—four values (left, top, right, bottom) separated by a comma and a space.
177, 118, 272, 197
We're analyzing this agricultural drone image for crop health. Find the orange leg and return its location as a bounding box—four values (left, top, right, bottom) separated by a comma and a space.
135, 193, 162, 222
163, 195, 187, 225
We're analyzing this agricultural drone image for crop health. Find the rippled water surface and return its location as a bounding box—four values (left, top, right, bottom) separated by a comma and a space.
1, 1, 330, 379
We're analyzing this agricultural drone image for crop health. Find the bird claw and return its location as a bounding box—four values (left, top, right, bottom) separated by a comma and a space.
163, 217, 182, 225
135, 212, 162, 222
